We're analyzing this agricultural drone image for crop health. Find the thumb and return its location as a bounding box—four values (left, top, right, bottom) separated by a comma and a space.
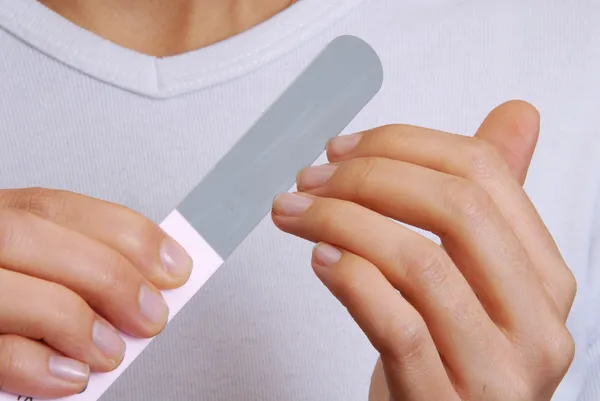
474, 100, 540, 185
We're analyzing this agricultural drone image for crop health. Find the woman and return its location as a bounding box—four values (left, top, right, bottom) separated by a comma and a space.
0, 0, 598, 400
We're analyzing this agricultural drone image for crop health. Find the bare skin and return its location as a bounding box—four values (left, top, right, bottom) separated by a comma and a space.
39, 0, 296, 56
2, 2, 576, 399
274, 101, 576, 400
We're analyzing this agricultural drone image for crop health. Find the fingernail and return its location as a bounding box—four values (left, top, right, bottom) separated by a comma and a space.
48, 356, 90, 383
329, 133, 362, 156
160, 237, 192, 278
92, 320, 125, 364
297, 165, 337, 190
139, 284, 169, 324
273, 193, 313, 216
313, 243, 342, 266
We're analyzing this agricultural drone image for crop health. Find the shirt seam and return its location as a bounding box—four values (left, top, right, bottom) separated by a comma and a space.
0, 0, 366, 98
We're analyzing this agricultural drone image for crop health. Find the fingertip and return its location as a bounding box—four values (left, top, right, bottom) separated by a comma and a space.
270, 211, 287, 230
476, 100, 541, 184
159, 236, 193, 284
272, 192, 314, 217
134, 234, 193, 291
498, 99, 539, 117
326, 133, 362, 161
0, 335, 89, 399
91, 319, 126, 372
484, 100, 540, 145
495, 100, 540, 141
312, 242, 342, 267
146, 266, 192, 291
48, 355, 90, 385
137, 284, 169, 336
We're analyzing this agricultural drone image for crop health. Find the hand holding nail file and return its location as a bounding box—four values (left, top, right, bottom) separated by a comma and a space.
0, 35, 382, 401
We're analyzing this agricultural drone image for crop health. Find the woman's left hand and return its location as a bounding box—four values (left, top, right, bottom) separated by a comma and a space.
271, 101, 577, 401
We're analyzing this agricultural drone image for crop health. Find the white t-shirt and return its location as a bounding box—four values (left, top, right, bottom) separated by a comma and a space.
1, 0, 599, 400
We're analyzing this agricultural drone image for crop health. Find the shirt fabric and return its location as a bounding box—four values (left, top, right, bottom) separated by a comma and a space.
0, 0, 599, 400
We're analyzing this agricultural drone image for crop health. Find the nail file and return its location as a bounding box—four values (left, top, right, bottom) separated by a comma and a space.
1, 35, 383, 401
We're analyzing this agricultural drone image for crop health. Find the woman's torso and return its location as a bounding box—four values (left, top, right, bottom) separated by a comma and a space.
0, 0, 599, 399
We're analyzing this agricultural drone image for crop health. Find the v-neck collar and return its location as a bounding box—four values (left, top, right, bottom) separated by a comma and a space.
0, 0, 365, 98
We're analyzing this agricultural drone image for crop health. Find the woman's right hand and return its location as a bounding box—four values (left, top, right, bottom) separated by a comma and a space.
0, 188, 192, 399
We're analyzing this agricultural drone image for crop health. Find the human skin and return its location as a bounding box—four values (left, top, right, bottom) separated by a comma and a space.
272, 101, 576, 400
0, 96, 574, 401
0, 189, 193, 397
39, 0, 296, 56
2, 2, 576, 399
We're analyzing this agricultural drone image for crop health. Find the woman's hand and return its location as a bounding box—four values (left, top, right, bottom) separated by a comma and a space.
0, 189, 192, 398
272, 101, 576, 400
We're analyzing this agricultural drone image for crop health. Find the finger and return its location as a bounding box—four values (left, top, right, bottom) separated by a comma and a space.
295, 160, 556, 332
0, 335, 89, 399
324, 111, 574, 318
473, 103, 575, 315
368, 358, 390, 401
0, 188, 192, 289
310, 242, 459, 401
272, 193, 506, 376
0, 208, 169, 338
0, 268, 125, 372
474, 100, 539, 185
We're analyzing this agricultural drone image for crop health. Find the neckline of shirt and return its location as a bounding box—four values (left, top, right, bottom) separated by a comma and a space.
0, 0, 365, 98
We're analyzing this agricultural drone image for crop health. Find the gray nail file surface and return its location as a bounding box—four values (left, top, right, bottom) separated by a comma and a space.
178, 35, 384, 259
0, 35, 383, 401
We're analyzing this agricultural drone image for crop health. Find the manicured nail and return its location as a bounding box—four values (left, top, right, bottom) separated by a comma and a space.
160, 236, 192, 278
329, 133, 362, 156
48, 356, 90, 383
273, 193, 313, 216
92, 320, 125, 364
139, 284, 169, 324
313, 243, 342, 266
298, 165, 337, 190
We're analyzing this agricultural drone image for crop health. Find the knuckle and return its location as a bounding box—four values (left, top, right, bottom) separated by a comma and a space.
465, 139, 505, 180
345, 157, 389, 202
345, 157, 379, 190
379, 311, 429, 364
443, 178, 494, 227
95, 251, 130, 298
404, 246, 449, 290
12, 188, 69, 222
538, 327, 576, 377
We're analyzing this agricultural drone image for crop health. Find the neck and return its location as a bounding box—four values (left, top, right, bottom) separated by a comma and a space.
39, 0, 294, 57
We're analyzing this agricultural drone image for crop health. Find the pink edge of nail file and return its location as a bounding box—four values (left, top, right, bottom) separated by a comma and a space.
1, 35, 383, 401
